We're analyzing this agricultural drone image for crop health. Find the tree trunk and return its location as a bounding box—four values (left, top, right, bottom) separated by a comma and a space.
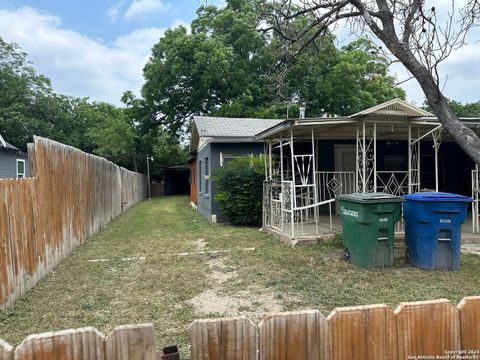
393, 44, 480, 165
359, 18, 480, 165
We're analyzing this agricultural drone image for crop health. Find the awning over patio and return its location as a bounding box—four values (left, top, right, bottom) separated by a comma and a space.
258, 99, 480, 243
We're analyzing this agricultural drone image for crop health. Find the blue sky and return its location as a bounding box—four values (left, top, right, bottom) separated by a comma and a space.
0, 0, 478, 107
0, 0, 223, 104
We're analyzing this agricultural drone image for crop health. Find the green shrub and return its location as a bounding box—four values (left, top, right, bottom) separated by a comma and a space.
213, 155, 265, 226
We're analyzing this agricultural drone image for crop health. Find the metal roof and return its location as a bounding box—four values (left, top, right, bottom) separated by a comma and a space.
350, 98, 433, 117
0, 134, 20, 151
190, 116, 284, 152
193, 116, 284, 138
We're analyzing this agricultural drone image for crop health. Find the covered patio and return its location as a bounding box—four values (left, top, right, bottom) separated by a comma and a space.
255, 99, 480, 245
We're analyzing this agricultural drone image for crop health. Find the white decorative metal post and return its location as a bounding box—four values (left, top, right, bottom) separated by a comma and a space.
408, 123, 421, 194
356, 121, 376, 193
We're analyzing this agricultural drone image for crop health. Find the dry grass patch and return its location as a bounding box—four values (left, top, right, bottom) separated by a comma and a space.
1, 196, 480, 355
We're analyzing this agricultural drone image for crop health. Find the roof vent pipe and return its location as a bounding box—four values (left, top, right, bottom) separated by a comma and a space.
299, 102, 306, 119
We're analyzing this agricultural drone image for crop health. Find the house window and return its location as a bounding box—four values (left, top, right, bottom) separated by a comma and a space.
205, 157, 209, 195
16, 159, 25, 178
220, 153, 241, 166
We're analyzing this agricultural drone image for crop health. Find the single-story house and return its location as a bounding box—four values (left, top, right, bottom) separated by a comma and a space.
254, 99, 480, 244
189, 116, 284, 223
0, 134, 29, 179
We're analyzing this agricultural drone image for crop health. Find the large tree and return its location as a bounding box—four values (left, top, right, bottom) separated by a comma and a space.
0, 37, 53, 149
139, 0, 404, 141
0, 37, 146, 172
262, 0, 480, 164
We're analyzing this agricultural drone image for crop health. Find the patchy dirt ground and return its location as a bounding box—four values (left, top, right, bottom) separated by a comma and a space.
2, 196, 480, 355
189, 252, 282, 320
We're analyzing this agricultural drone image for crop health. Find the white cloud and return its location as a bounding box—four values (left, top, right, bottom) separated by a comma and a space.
124, 0, 170, 21
0, 6, 169, 105
107, 0, 126, 23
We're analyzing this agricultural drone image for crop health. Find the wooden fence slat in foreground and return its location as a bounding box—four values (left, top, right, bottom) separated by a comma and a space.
0, 339, 13, 360
1, 296, 480, 359
14, 327, 104, 360
105, 323, 155, 360
258, 310, 328, 360
190, 317, 257, 360
328, 304, 397, 360
458, 296, 480, 350
395, 299, 460, 358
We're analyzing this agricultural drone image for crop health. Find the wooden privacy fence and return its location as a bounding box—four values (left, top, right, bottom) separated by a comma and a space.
190, 297, 480, 360
0, 297, 478, 360
0, 137, 148, 309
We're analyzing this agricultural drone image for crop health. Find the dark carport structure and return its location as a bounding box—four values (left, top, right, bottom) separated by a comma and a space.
162, 163, 191, 196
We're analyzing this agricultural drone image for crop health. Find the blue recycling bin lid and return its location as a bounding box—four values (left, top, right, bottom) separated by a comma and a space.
402, 192, 472, 202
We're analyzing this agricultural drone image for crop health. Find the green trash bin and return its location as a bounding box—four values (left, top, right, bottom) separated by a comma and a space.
337, 193, 403, 268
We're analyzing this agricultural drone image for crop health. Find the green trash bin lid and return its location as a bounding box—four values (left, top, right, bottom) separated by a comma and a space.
337, 192, 403, 204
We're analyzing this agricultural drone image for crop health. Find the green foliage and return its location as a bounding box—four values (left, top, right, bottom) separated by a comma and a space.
423, 98, 480, 117
140, 0, 405, 141
213, 155, 265, 226
86, 103, 138, 169
0, 36, 189, 178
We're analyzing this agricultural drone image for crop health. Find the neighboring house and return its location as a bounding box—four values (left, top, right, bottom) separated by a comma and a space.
0, 134, 29, 179
189, 116, 284, 223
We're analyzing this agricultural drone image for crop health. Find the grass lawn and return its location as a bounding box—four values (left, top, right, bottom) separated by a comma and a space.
1, 196, 480, 354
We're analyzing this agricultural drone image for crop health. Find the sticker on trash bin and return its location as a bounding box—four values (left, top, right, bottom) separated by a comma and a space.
379, 218, 388, 222
440, 219, 451, 224
341, 206, 358, 218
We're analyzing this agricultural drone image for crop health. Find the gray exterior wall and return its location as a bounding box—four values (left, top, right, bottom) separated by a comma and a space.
0, 149, 29, 179
196, 141, 265, 223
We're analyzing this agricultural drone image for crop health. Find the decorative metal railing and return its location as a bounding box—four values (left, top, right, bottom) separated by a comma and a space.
376, 171, 409, 195
316, 171, 356, 201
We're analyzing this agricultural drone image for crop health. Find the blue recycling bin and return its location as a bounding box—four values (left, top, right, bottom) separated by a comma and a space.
402, 192, 472, 270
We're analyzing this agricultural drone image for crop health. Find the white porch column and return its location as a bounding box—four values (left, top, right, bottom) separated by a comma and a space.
362, 120, 366, 192
432, 128, 443, 192
290, 128, 295, 238
408, 122, 412, 194
268, 140, 272, 181
356, 120, 375, 193
356, 122, 360, 192
311, 128, 319, 235
373, 121, 377, 192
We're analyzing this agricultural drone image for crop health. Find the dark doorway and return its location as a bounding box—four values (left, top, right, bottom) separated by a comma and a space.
163, 164, 191, 195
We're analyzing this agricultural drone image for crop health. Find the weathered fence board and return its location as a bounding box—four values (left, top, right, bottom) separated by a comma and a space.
14, 328, 104, 360
0, 137, 147, 308
0, 339, 13, 360
458, 296, 480, 350
328, 304, 397, 360
190, 318, 257, 360
396, 299, 460, 358
258, 310, 328, 360
105, 324, 155, 360
1, 296, 480, 359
